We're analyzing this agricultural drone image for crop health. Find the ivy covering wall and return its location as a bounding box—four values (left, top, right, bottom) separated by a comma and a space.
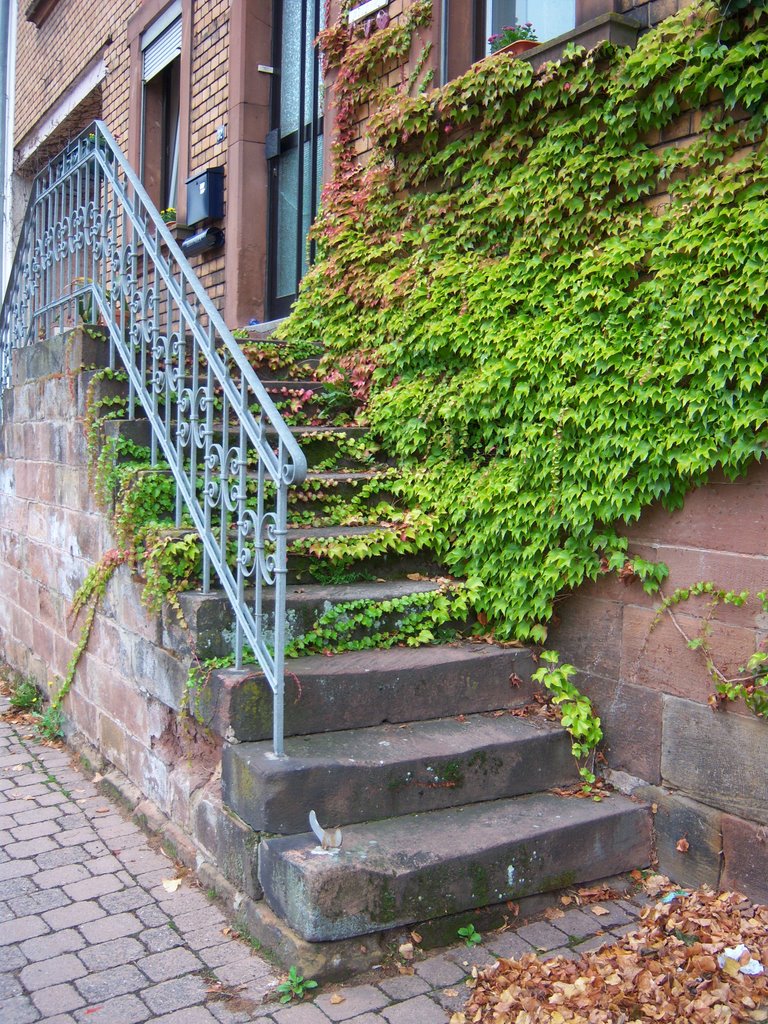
285, 1, 768, 642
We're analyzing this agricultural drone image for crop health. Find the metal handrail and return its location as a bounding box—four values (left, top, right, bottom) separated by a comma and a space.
0, 120, 307, 755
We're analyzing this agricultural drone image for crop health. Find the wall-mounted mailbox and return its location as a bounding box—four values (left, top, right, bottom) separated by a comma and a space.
185, 167, 224, 226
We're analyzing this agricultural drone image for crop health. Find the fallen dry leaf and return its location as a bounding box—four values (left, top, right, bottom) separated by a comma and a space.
641, 872, 670, 897
161, 878, 182, 893
397, 964, 415, 975
591, 905, 610, 917
462, 887, 768, 1023
398, 942, 414, 960
329, 994, 345, 1005
411, 930, 422, 944
544, 907, 566, 921
676, 836, 690, 853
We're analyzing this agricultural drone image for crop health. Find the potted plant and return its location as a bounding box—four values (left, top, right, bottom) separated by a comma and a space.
161, 207, 177, 229
488, 22, 538, 56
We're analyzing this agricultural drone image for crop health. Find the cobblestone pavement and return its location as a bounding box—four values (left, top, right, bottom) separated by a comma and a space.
0, 708, 644, 1024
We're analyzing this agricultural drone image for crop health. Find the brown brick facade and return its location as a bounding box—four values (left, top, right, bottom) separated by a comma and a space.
12, 0, 699, 324
14, 0, 254, 321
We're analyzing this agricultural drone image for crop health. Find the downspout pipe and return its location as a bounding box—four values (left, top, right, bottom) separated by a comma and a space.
440, 0, 449, 86
0, 0, 11, 292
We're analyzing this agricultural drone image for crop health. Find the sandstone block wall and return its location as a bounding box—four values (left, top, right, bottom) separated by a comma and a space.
0, 332, 220, 828
549, 463, 768, 901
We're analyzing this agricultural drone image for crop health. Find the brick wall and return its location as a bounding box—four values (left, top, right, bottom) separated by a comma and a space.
14, 0, 136, 150
185, 0, 229, 303
325, 0, 697, 172
13, 0, 235, 313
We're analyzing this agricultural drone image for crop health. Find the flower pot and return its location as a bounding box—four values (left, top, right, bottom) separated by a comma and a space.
495, 38, 539, 57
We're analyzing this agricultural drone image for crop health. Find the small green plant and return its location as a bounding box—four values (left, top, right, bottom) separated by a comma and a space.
160, 207, 176, 224
276, 966, 318, 1003
458, 923, 483, 947
9, 679, 42, 712
532, 651, 603, 793
34, 705, 65, 741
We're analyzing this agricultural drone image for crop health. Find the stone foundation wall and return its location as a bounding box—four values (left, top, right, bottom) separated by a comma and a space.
0, 333, 253, 884
1, 333, 766, 906
549, 463, 768, 902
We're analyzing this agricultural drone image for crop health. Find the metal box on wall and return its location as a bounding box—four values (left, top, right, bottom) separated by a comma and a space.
186, 167, 224, 226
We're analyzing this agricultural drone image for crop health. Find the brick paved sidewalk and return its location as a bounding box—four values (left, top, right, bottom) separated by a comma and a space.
0, 706, 644, 1024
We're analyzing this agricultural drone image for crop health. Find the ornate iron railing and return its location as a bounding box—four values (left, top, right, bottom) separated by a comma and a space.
0, 121, 307, 755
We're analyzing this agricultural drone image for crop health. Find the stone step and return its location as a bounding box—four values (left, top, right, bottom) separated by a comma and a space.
246, 356, 322, 379
266, 379, 324, 392
105, 419, 376, 465
236, 318, 290, 339
288, 470, 398, 511
198, 642, 538, 742
222, 712, 577, 834
173, 578, 444, 659
285, 524, 441, 582
257, 792, 652, 941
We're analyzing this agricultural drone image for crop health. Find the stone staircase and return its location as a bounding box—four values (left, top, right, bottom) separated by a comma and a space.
151, 323, 653, 946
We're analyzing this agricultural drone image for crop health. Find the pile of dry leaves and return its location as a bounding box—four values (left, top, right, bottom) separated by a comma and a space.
453, 882, 768, 1023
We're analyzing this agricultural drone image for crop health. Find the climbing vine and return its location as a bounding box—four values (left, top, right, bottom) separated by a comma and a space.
651, 582, 768, 718
532, 651, 603, 791
285, 578, 479, 656
49, 547, 129, 711
284, 0, 768, 643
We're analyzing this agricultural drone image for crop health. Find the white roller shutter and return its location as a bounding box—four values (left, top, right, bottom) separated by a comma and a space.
142, 1, 182, 82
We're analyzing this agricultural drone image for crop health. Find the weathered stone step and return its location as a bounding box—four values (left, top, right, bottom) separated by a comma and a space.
289, 470, 398, 511
174, 578, 444, 659
223, 712, 578, 834
266, 379, 323, 392
199, 642, 538, 742
105, 419, 375, 463
277, 425, 387, 469
258, 792, 652, 941
285, 524, 440, 581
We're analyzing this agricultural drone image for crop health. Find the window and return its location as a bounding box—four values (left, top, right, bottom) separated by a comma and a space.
140, 2, 182, 211
443, 0, 610, 82
484, 0, 575, 53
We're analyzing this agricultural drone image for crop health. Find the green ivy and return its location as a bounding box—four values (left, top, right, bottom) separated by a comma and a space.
532, 651, 603, 790
285, 579, 478, 656
285, 1, 768, 642
651, 581, 768, 717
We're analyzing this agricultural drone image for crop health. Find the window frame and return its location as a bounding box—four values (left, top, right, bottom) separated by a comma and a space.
127, 0, 192, 222
443, 0, 616, 80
